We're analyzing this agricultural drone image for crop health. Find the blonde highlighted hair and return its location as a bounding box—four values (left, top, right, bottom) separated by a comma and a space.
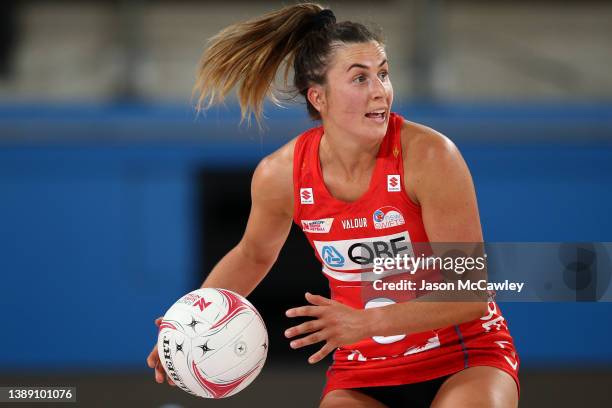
193, 3, 382, 125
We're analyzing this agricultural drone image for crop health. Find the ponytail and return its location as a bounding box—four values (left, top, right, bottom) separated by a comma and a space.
193, 3, 382, 125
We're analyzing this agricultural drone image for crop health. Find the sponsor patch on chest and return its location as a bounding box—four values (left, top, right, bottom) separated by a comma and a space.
387, 175, 401, 192
301, 218, 334, 233
341, 217, 368, 230
300, 188, 314, 204
313, 231, 413, 271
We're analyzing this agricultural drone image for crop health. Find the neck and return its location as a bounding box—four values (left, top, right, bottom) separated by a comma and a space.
319, 122, 382, 179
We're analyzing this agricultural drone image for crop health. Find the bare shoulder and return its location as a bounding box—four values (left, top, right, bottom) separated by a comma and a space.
254, 136, 296, 181
399, 120, 471, 204
400, 120, 461, 166
251, 136, 297, 215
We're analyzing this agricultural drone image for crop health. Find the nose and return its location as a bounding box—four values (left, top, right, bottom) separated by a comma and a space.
370, 76, 386, 100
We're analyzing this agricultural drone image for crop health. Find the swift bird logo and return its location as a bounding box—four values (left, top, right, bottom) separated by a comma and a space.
393, 146, 400, 158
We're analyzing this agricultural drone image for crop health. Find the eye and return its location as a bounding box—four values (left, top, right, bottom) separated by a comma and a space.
353, 75, 367, 84
379, 70, 389, 80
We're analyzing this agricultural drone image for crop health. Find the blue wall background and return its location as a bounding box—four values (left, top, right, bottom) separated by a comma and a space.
1, 103, 611, 371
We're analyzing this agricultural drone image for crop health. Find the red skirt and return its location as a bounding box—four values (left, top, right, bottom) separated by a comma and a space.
322, 301, 520, 398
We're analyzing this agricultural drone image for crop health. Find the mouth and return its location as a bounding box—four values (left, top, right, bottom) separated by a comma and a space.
364, 109, 387, 123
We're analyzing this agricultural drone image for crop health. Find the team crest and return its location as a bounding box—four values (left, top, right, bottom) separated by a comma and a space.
373, 206, 405, 229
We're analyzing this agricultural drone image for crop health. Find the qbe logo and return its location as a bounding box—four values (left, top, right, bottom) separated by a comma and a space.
322, 246, 345, 267
300, 188, 314, 204
387, 175, 401, 192
314, 231, 413, 271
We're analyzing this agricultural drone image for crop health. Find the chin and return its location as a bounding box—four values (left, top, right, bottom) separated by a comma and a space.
360, 127, 387, 144
364, 119, 389, 138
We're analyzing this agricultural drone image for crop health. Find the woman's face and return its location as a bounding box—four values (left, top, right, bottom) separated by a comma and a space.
313, 41, 393, 143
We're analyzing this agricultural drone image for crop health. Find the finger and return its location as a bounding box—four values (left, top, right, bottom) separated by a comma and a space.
167, 376, 176, 387
146, 347, 159, 368
154, 361, 166, 384
308, 342, 336, 364
286, 305, 321, 318
305, 292, 332, 306
285, 320, 324, 339
290, 330, 327, 349
155, 317, 163, 327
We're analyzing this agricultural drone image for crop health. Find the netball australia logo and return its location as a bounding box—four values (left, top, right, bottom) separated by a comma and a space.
373, 206, 405, 230
301, 218, 334, 233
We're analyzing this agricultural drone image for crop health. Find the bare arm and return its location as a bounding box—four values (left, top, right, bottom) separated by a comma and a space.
364, 123, 487, 336
148, 139, 295, 381
201, 143, 295, 295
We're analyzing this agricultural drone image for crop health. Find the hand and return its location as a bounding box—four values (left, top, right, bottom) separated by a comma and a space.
285, 292, 368, 364
145, 317, 176, 386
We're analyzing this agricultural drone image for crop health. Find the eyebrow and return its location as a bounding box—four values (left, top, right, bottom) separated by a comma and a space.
347, 59, 388, 72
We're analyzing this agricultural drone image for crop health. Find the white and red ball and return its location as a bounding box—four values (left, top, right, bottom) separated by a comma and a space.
157, 288, 268, 399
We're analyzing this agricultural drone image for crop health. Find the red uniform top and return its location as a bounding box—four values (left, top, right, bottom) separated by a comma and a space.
292, 113, 519, 395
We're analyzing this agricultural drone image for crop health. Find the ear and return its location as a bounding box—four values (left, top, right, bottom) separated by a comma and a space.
307, 85, 325, 113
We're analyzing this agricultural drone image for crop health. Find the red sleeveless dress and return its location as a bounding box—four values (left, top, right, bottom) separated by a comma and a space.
292, 113, 520, 396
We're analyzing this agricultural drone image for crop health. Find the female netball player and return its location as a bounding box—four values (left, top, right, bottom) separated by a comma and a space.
146, 4, 519, 407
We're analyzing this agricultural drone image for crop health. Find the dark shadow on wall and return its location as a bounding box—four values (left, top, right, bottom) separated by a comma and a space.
197, 168, 329, 364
